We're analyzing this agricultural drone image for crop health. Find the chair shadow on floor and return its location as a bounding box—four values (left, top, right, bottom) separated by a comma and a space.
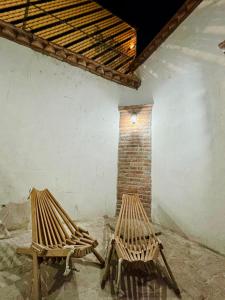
107, 260, 169, 300
40, 257, 104, 299
12, 258, 79, 299
40, 260, 80, 299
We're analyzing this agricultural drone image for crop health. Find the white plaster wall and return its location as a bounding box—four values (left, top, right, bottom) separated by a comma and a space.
1, 0, 225, 255
0, 38, 123, 219
138, 0, 225, 254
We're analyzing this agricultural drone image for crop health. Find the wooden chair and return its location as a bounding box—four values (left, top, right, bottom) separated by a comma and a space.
101, 194, 180, 296
17, 188, 105, 299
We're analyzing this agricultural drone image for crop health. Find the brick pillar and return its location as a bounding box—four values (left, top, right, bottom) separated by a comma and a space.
117, 104, 152, 217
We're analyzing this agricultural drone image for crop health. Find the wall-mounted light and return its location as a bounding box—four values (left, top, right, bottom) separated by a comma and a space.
131, 112, 137, 124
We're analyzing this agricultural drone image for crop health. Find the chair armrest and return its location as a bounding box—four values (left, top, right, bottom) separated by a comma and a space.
16, 247, 33, 256
32, 242, 47, 255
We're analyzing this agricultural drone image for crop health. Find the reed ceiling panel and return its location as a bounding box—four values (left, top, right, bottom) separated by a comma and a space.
0, 0, 137, 74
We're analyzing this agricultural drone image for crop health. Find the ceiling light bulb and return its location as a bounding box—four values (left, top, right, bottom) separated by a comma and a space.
131, 112, 137, 124
130, 43, 135, 50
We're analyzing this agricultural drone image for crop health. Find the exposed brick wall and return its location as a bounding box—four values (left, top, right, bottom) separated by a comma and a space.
117, 104, 152, 217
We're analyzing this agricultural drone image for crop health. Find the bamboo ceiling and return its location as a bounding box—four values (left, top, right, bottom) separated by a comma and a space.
0, 0, 137, 74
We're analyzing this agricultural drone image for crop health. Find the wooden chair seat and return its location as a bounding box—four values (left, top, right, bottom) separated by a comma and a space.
16, 188, 104, 299
115, 236, 159, 262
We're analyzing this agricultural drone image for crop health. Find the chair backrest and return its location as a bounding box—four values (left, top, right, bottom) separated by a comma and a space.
30, 188, 78, 247
115, 194, 156, 245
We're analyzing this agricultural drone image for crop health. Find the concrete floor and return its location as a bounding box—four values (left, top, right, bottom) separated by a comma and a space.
0, 216, 225, 299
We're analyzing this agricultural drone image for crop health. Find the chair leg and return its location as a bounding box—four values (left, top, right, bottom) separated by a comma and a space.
115, 258, 123, 294
159, 248, 181, 297
32, 252, 41, 300
92, 248, 105, 267
101, 241, 114, 289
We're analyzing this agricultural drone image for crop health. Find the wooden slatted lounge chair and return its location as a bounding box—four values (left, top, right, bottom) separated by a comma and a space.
17, 188, 105, 300
101, 194, 180, 296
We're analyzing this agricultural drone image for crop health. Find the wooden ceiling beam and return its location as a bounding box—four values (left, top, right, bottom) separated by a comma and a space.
82, 34, 132, 59
17, 3, 99, 29
12, 0, 92, 25
66, 22, 127, 50
128, 0, 204, 72
95, 38, 134, 63
73, 27, 132, 54
0, 0, 42, 12
55, 18, 122, 47
46, 13, 113, 41
0, 20, 141, 89
41, 10, 111, 38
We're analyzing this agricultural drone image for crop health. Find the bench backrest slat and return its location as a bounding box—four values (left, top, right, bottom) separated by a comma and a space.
115, 194, 156, 246
30, 188, 78, 247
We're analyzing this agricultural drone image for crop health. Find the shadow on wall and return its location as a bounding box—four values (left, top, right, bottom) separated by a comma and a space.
153, 204, 189, 240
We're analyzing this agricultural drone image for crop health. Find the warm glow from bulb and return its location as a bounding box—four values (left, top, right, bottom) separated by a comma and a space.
129, 43, 135, 50
131, 112, 137, 124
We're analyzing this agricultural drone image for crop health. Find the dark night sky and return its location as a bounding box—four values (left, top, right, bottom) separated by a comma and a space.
95, 0, 186, 55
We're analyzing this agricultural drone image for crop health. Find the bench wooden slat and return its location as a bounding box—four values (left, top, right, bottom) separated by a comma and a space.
114, 194, 159, 262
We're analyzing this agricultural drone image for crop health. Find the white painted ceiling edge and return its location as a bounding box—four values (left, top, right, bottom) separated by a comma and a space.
118, 72, 154, 106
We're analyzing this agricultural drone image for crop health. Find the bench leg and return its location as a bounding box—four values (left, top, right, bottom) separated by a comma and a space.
160, 248, 181, 297
32, 253, 41, 300
115, 258, 123, 294
92, 248, 105, 267
101, 241, 114, 289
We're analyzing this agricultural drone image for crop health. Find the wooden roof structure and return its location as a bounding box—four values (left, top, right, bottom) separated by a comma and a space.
0, 0, 140, 88
0, 1, 204, 86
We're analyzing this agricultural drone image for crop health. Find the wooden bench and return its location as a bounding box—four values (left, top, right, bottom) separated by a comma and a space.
101, 194, 180, 296
17, 188, 104, 299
